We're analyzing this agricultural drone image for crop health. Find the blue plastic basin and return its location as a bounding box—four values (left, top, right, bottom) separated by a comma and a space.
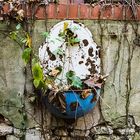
45, 89, 100, 119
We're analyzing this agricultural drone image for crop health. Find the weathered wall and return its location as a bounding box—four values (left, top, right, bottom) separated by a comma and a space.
0, 20, 140, 140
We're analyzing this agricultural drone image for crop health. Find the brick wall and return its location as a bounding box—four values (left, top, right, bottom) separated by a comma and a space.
1, 3, 140, 20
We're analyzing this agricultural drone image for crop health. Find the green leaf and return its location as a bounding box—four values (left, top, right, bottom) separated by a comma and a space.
10, 31, 18, 40
41, 32, 49, 38
58, 31, 65, 38
53, 48, 64, 55
70, 38, 80, 44
22, 48, 32, 64
39, 80, 45, 89
33, 79, 45, 89
32, 58, 38, 66
73, 38, 80, 43
66, 70, 75, 80
50, 40, 55, 44
72, 26, 79, 31
16, 24, 21, 30
32, 63, 43, 80
55, 37, 63, 42
21, 38, 27, 43
66, 71, 82, 89
71, 76, 82, 89
33, 79, 40, 88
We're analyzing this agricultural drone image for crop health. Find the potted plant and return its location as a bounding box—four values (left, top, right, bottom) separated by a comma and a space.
38, 20, 106, 118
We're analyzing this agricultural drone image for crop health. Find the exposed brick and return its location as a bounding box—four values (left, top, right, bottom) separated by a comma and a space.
26, 5, 31, 18
123, 6, 135, 20
113, 5, 123, 20
26, 4, 39, 18
91, 5, 101, 19
137, 6, 140, 20
101, 5, 112, 20
79, 4, 90, 19
3, 3, 9, 14
59, 0, 69, 4
47, 4, 56, 19
35, 6, 46, 20
0, 3, 140, 20
56, 4, 67, 19
68, 4, 78, 19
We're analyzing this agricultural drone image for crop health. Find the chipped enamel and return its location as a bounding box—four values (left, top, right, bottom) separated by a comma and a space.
39, 20, 100, 85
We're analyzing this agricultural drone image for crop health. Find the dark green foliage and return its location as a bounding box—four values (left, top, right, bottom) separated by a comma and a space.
66, 70, 82, 89
32, 63, 44, 88
22, 48, 32, 64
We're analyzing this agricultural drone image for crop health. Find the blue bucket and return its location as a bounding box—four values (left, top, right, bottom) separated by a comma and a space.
45, 89, 100, 119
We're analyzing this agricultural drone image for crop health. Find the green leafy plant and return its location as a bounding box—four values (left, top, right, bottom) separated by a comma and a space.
58, 22, 80, 46
16, 24, 21, 30
53, 48, 64, 56
22, 48, 32, 64
10, 23, 32, 65
66, 70, 82, 89
41, 31, 50, 38
10, 31, 18, 40
32, 63, 45, 88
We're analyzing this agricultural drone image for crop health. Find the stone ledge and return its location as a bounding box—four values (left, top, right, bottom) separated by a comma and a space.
1, 3, 140, 20
0, 124, 13, 136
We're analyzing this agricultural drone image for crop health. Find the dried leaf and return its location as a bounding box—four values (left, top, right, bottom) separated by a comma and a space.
26, 33, 32, 48
48, 91, 56, 103
28, 96, 36, 103
17, 9, 24, 19
64, 22, 68, 31
81, 89, 91, 99
84, 75, 104, 89
58, 94, 66, 112
90, 87, 97, 103
45, 76, 55, 87
70, 102, 79, 111
49, 68, 60, 77
48, 91, 66, 113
